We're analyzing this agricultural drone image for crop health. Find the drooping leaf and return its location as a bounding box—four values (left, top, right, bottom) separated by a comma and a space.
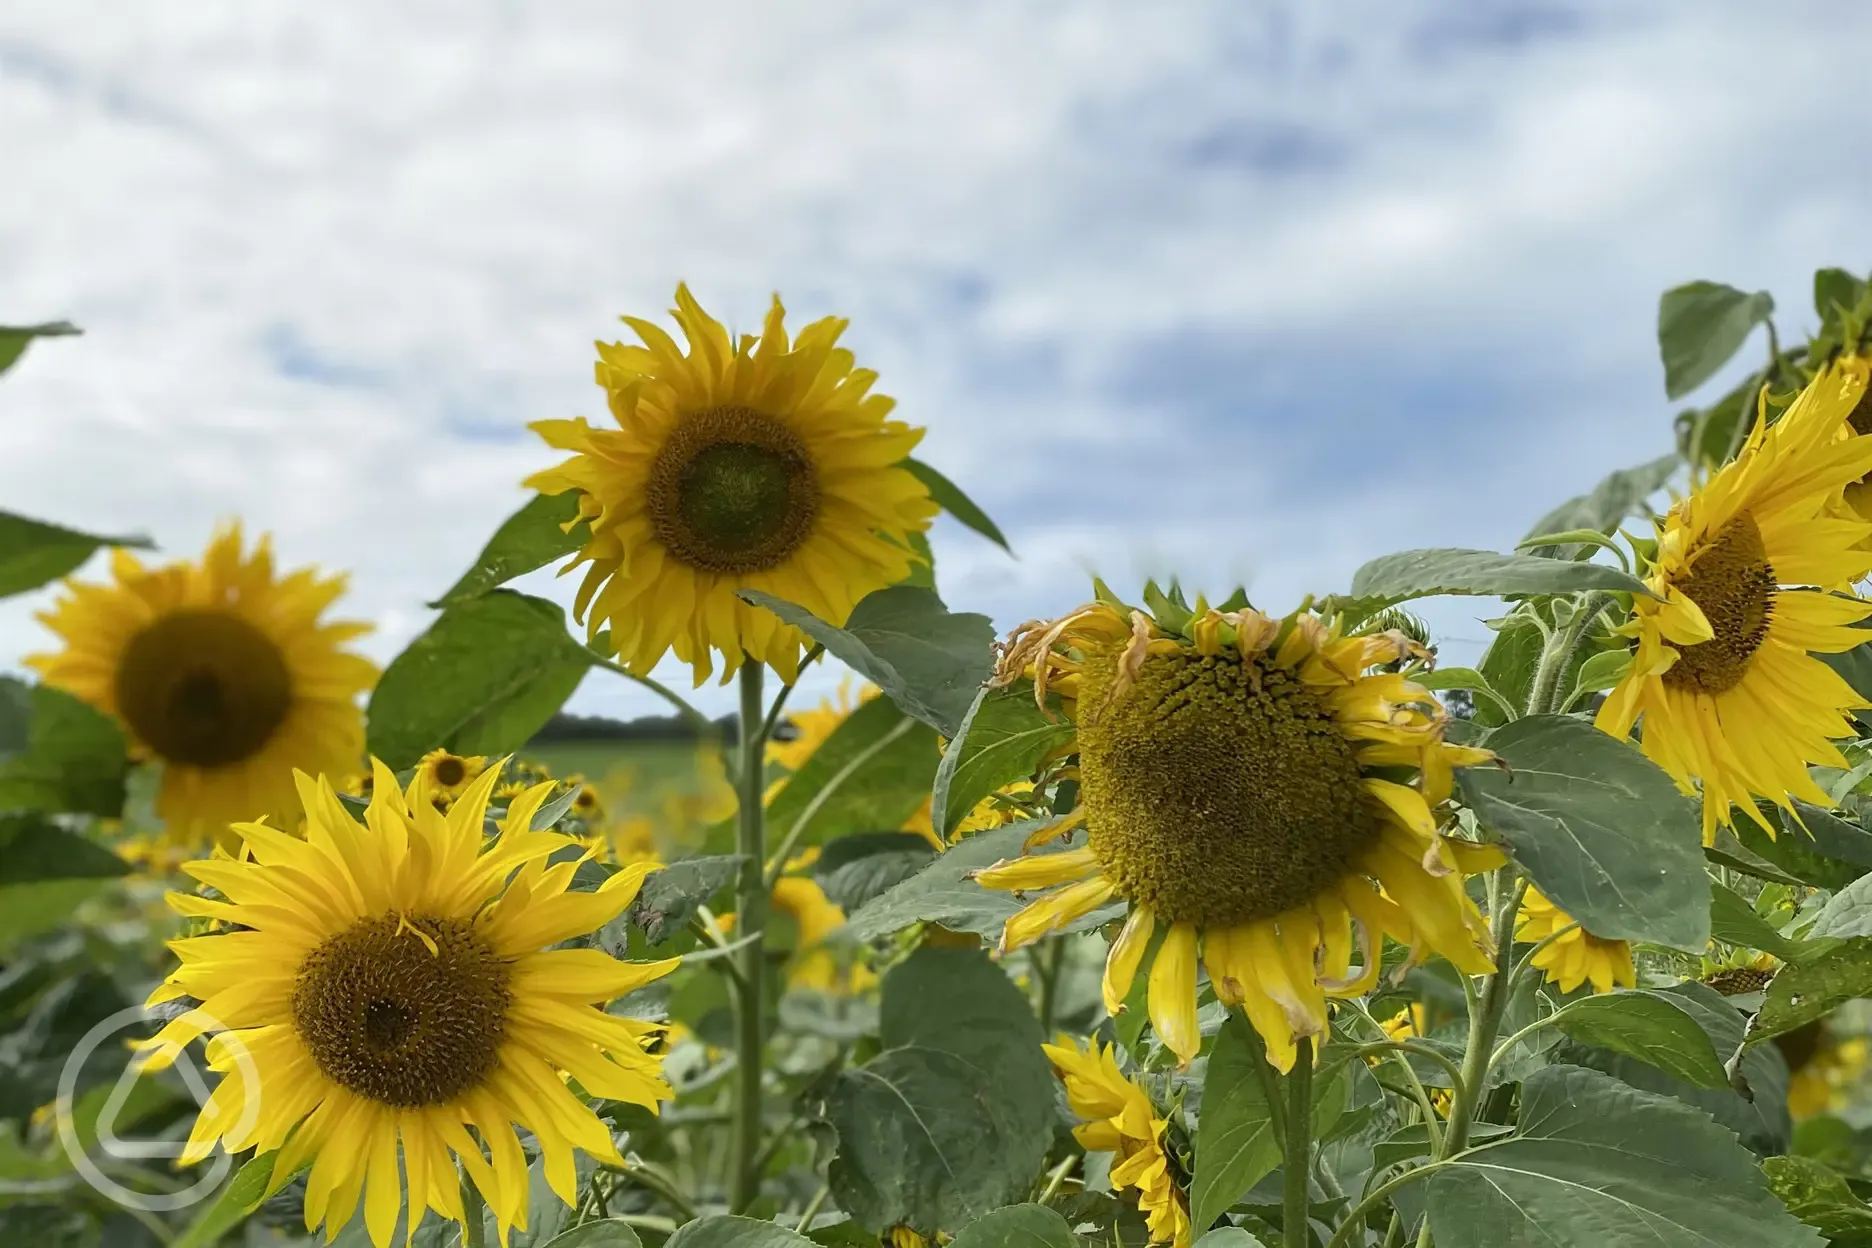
1520, 454, 1679, 555
1423, 1065, 1820, 1247
1764, 1155, 1872, 1246
931, 683, 1073, 837
1189, 1015, 1281, 1232
0, 321, 80, 376
1459, 714, 1708, 949
904, 458, 1011, 553
1814, 268, 1868, 328
0, 512, 154, 600
1336, 548, 1649, 616
665, 1216, 818, 1248
1750, 936, 1872, 1045
1708, 882, 1811, 961
628, 855, 746, 945
0, 678, 130, 816
741, 587, 995, 738
1737, 810, 1868, 891
1657, 281, 1775, 400
429, 492, 588, 608
813, 833, 936, 913
759, 696, 939, 854
540, 1222, 648, 1248
366, 591, 592, 769
0, 815, 129, 886
1549, 990, 1728, 1089
948, 1205, 1077, 1248
172, 1151, 285, 1248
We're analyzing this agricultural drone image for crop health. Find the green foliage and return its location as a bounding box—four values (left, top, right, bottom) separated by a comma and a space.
628, 854, 746, 944
542, 1223, 648, 1248
931, 683, 1073, 837
0, 512, 152, 600
666, 1217, 816, 1248
1336, 547, 1649, 616
172, 1151, 283, 1248
1459, 714, 1709, 949
0, 321, 80, 376
1190, 1015, 1281, 1231
1519, 453, 1678, 555
904, 458, 1011, 553
1657, 281, 1775, 399
1751, 937, 1872, 1044
1764, 1155, 1872, 1245
759, 695, 939, 853
1548, 991, 1728, 1089
0, 678, 129, 817
1708, 882, 1810, 961
948, 1205, 1078, 1248
431, 491, 588, 607
811, 833, 935, 912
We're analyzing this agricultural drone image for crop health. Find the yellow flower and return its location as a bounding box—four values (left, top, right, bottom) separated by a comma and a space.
1700, 950, 1779, 997
1514, 887, 1635, 995
1597, 358, 1872, 844
974, 593, 1502, 1071
1376, 1004, 1452, 1115
526, 285, 938, 686
137, 761, 676, 1248
1782, 1024, 1869, 1120
27, 526, 376, 843
416, 750, 487, 803
1044, 1035, 1191, 1248
607, 814, 661, 868
771, 875, 876, 995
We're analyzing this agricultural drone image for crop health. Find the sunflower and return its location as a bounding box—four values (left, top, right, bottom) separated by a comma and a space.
1597, 358, 1872, 843
1045, 1035, 1191, 1248
972, 592, 1501, 1070
136, 760, 676, 1247
1513, 887, 1635, 995
27, 526, 376, 843
417, 750, 486, 804
769, 677, 874, 773
720, 851, 876, 996
526, 285, 938, 686
1376, 1004, 1452, 1115
1783, 1023, 1870, 1119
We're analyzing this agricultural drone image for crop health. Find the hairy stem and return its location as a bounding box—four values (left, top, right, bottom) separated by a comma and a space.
1284, 1037, 1315, 1248
1525, 591, 1612, 719
1441, 872, 1527, 1155
730, 661, 769, 1214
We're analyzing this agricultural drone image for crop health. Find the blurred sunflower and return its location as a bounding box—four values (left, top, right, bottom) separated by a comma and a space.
1701, 950, 1780, 998
416, 750, 486, 805
138, 761, 675, 1247
974, 591, 1501, 1069
1514, 887, 1635, 994
721, 849, 875, 996
1779, 1021, 1870, 1119
1597, 357, 1872, 843
1377, 1003, 1452, 1115
27, 526, 376, 843
526, 285, 938, 686
1045, 1035, 1191, 1248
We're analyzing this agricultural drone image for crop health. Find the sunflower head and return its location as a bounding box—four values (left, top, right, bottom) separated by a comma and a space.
417, 749, 486, 800
525, 285, 939, 685
1514, 887, 1636, 995
975, 589, 1502, 1070
137, 758, 677, 1248
1043, 1034, 1191, 1248
26, 526, 376, 843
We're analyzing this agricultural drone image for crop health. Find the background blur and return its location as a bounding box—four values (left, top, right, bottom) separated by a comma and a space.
3, 0, 1868, 722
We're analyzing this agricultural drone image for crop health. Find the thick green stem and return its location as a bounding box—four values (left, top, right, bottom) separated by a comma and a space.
1525, 592, 1611, 718
1036, 938, 1066, 1033
1321, 1156, 1456, 1248
460, 1164, 488, 1248
730, 661, 769, 1214
1441, 871, 1527, 1156
1283, 1037, 1314, 1248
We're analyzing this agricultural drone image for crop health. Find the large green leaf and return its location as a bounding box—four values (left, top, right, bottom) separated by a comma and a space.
172, 1151, 281, 1248
760, 695, 939, 853
1657, 281, 1775, 400
1424, 1065, 1821, 1247
1750, 937, 1872, 1044
1815, 268, 1868, 326
366, 591, 592, 769
904, 458, 1010, 553
931, 683, 1072, 837
1338, 548, 1648, 616
1188, 1232, 1267, 1248
1459, 714, 1708, 949
0, 322, 80, 376
846, 819, 1121, 941
665, 1216, 817, 1248
541, 1223, 647, 1248
1764, 1155, 1872, 1246
825, 1046, 1039, 1233
1520, 454, 1679, 554
1190, 1015, 1281, 1232
741, 587, 995, 738
1549, 990, 1728, 1089
813, 833, 935, 912
948, 1205, 1076, 1248
1807, 872, 1872, 940
1708, 882, 1810, 961
429, 491, 587, 608
1474, 614, 1545, 727
0, 512, 153, 599
0, 814, 129, 885
626, 855, 744, 945
0, 678, 129, 816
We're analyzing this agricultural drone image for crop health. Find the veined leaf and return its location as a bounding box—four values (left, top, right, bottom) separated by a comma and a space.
430, 491, 587, 607
1749, 936, 1872, 1045
1190, 1015, 1281, 1231
949, 1205, 1077, 1248
931, 683, 1073, 837
1549, 991, 1728, 1089
905, 458, 1011, 553
0, 511, 153, 599
1337, 548, 1648, 616
1658, 281, 1774, 400
666, 1217, 818, 1248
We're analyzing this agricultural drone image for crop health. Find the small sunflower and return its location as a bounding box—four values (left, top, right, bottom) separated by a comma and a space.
526, 285, 938, 686
1701, 950, 1780, 997
137, 760, 676, 1247
1597, 358, 1872, 843
973, 591, 1502, 1070
1045, 1035, 1191, 1248
1377, 1004, 1453, 1115
1514, 887, 1635, 995
769, 677, 874, 773
27, 526, 376, 843
720, 851, 876, 996
417, 750, 486, 803
607, 814, 662, 869
1783, 1024, 1869, 1119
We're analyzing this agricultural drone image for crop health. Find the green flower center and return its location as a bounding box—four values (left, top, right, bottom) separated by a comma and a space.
648, 405, 820, 574
292, 915, 511, 1109
113, 609, 292, 768
1661, 515, 1775, 696
1077, 642, 1379, 928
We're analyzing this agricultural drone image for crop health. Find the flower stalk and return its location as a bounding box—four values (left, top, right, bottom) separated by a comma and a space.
730, 660, 770, 1213
1284, 1036, 1314, 1248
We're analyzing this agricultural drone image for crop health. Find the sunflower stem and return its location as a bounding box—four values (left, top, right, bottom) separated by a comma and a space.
1441, 871, 1527, 1156
1524, 591, 1611, 718
730, 660, 770, 1215
1283, 1036, 1314, 1248
459, 1163, 488, 1248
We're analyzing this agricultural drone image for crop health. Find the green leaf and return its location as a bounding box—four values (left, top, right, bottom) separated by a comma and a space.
813, 833, 936, 913
1190, 1014, 1281, 1231
1709, 882, 1810, 961
1520, 454, 1679, 553
760, 696, 940, 854
1459, 714, 1708, 949
905, 458, 1011, 553
1814, 268, 1868, 327
1807, 873, 1872, 941
0, 815, 129, 885
429, 492, 588, 608
1338, 548, 1649, 616
0, 879, 112, 945
1550, 990, 1728, 1089
172, 1151, 282, 1248
740, 587, 995, 738
449, 654, 589, 758
949, 1205, 1077, 1248
1788, 800, 1872, 873
1737, 811, 1867, 891
1658, 281, 1775, 400
847, 819, 1122, 942
0, 512, 153, 599
0, 322, 80, 376
1474, 615, 1544, 728
628, 855, 745, 945
1424, 1065, 1821, 1247
931, 684, 1073, 837
1764, 1155, 1872, 1246
1188, 1232, 1268, 1248
366, 591, 592, 769
1569, 647, 1633, 698
665, 1216, 818, 1248
0, 678, 130, 816
541, 1223, 648, 1248
1750, 936, 1872, 1045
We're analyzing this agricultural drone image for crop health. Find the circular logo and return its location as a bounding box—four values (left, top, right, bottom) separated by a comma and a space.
50, 1005, 262, 1213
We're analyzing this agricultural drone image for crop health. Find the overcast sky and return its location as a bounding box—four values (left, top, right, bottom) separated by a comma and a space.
3, 1, 1868, 721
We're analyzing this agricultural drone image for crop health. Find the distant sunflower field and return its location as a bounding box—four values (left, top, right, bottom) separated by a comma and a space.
3, 273, 1872, 1248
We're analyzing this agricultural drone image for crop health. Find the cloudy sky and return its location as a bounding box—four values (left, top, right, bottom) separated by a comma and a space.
2, 0, 1868, 722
